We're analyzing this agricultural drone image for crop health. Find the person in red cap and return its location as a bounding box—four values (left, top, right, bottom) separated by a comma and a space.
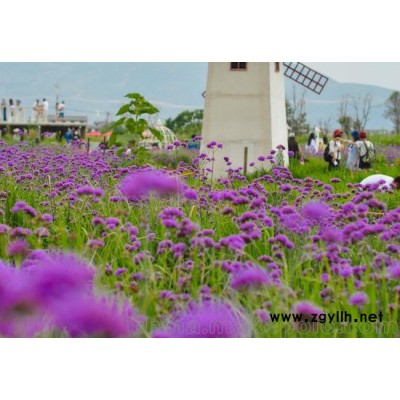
327, 129, 345, 170
358, 131, 375, 170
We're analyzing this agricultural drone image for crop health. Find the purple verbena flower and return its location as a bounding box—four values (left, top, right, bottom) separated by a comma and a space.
120, 170, 183, 200
231, 266, 271, 290
349, 292, 368, 306
152, 301, 251, 338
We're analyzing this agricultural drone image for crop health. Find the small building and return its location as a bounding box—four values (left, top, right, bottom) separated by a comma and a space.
0, 105, 88, 139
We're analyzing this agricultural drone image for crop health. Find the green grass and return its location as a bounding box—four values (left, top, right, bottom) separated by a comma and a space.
1, 136, 400, 337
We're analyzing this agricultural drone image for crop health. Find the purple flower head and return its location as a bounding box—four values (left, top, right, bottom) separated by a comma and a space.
0, 224, 10, 234
254, 309, 271, 324
219, 234, 246, 251
76, 186, 104, 197
11, 201, 38, 217
120, 170, 183, 200
231, 266, 271, 290
53, 296, 145, 338
301, 200, 331, 224
25, 253, 95, 302
92, 216, 105, 226
115, 268, 127, 277
105, 217, 120, 229
349, 292, 368, 306
152, 301, 251, 338
293, 301, 323, 316
7, 238, 30, 256
280, 184, 292, 193
388, 262, 400, 280
319, 226, 343, 244
321, 273, 330, 283
40, 213, 53, 223
0, 261, 30, 315
340, 266, 354, 279
184, 188, 198, 200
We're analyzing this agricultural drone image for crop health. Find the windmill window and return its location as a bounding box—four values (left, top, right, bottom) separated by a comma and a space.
283, 62, 329, 95
230, 62, 247, 71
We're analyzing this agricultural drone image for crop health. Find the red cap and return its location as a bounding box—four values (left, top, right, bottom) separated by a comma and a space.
333, 129, 344, 138
359, 131, 367, 139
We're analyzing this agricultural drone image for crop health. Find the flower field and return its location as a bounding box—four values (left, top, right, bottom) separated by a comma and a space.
0, 137, 399, 338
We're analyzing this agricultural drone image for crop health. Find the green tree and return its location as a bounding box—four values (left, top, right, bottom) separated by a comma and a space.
110, 93, 162, 146
165, 109, 203, 138
384, 91, 400, 133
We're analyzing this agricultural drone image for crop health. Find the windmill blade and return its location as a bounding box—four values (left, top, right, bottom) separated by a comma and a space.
283, 62, 328, 95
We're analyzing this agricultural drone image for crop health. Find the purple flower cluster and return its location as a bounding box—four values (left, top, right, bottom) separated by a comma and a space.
0, 252, 144, 337
152, 301, 251, 338
120, 169, 184, 200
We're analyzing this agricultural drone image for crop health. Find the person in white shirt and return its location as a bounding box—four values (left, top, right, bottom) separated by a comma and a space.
360, 174, 400, 190
345, 131, 362, 174
33, 99, 41, 121
328, 129, 344, 170
42, 98, 49, 122
57, 101, 65, 120
306, 131, 318, 154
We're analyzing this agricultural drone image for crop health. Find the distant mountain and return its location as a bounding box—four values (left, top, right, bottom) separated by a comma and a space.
285, 78, 393, 131
0, 62, 395, 130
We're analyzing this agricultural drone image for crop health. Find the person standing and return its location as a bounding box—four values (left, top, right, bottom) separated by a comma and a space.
306, 131, 318, 154
15, 99, 23, 122
358, 131, 375, 170
33, 99, 41, 122
42, 98, 49, 122
328, 129, 344, 170
57, 101, 65, 120
288, 132, 304, 163
346, 131, 361, 173
9, 99, 15, 122
1, 99, 6, 122
65, 128, 73, 143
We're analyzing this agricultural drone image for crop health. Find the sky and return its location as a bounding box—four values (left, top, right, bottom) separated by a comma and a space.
306, 63, 400, 91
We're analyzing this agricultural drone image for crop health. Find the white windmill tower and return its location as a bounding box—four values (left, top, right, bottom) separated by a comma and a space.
200, 62, 328, 176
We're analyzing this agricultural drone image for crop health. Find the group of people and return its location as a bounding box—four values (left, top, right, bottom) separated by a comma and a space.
1, 98, 65, 123
326, 129, 375, 172
288, 128, 376, 172
32, 99, 65, 122
32, 99, 50, 122
288, 128, 399, 191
